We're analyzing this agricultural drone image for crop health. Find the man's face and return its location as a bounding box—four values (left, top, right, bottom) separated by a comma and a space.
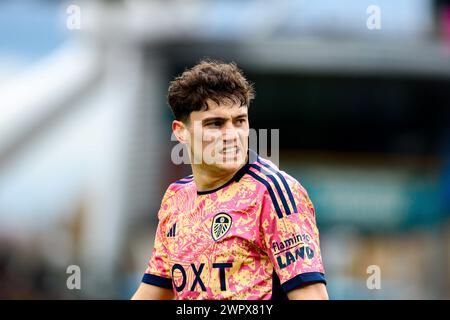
186, 99, 249, 173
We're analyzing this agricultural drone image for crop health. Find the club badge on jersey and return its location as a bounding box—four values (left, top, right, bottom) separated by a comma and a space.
211, 213, 232, 241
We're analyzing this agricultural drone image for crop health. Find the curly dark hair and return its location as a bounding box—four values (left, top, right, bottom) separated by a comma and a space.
167, 60, 255, 123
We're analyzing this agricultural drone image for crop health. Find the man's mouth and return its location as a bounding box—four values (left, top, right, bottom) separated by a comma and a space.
221, 146, 239, 155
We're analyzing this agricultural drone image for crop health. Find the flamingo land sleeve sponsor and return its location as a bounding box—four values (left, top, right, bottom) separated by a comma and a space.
271, 233, 315, 269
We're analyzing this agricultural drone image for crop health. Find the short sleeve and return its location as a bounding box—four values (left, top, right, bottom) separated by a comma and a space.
142, 192, 173, 289
260, 180, 326, 293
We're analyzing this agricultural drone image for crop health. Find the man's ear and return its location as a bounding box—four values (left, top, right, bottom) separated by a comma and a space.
172, 120, 189, 144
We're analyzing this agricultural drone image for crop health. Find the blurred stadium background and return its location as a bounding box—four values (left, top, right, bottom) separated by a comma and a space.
0, 0, 449, 299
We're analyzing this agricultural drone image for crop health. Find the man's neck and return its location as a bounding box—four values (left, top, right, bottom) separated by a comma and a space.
192, 162, 246, 192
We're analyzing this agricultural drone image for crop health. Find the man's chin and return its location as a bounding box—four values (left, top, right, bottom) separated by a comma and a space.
213, 155, 246, 172
200, 148, 248, 172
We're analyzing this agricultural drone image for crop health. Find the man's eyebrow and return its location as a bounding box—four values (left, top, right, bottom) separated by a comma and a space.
201, 117, 227, 123
202, 114, 248, 123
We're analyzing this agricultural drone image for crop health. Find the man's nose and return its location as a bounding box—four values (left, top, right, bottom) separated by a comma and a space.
222, 121, 238, 141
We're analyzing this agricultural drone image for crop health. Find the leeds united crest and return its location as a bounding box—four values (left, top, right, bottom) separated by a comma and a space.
211, 213, 232, 241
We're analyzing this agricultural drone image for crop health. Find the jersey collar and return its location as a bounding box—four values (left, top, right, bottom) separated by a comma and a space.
196, 149, 258, 195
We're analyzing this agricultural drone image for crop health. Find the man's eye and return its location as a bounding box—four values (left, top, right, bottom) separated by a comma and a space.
208, 121, 221, 127
236, 119, 246, 124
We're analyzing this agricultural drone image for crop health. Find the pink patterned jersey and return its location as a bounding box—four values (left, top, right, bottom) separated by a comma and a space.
142, 150, 326, 300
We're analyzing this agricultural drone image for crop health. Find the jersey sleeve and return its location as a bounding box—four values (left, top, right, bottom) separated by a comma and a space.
141, 189, 173, 289
259, 179, 326, 293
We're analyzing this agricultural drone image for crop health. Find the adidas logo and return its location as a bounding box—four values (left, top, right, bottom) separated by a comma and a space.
166, 223, 176, 237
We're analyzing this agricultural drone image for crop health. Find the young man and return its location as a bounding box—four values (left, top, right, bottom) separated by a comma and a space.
132, 60, 328, 300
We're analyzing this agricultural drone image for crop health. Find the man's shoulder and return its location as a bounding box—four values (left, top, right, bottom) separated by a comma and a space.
244, 155, 311, 217
246, 155, 303, 192
163, 174, 196, 199
157, 175, 195, 220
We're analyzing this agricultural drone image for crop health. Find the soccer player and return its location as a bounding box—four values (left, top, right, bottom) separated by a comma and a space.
132, 60, 328, 300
